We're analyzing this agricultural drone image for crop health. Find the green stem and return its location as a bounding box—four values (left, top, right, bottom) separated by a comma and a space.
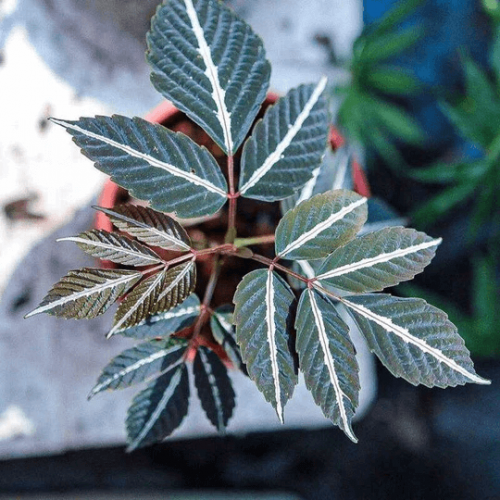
234, 234, 275, 247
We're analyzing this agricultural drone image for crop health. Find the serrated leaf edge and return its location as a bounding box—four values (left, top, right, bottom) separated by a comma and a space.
340, 296, 490, 385
120, 298, 200, 334
25, 271, 142, 318
295, 166, 321, 205
278, 196, 368, 259
307, 289, 358, 442
316, 236, 442, 281
109, 271, 166, 337
88, 344, 185, 399
58, 233, 162, 265
51, 118, 226, 197
157, 260, 195, 301
196, 347, 226, 432
265, 269, 284, 423
183, 0, 233, 153
127, 364, 186, 451
94, 206, 191, 252
239, 76, 328, 195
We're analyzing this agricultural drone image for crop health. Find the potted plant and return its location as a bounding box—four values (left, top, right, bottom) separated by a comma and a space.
25, 0, 489, 451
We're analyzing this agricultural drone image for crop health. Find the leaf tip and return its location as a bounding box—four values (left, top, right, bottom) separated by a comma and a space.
48, 117, 68, 128
344, 425, 359, 444
24, 308, 40, 319
317, 75, 328, 95
471, 374, 491, 386
125, 442, 137, 453
276, 404, 285, 424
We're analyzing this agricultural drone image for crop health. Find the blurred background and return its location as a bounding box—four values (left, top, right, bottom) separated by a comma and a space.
0, 0, 498, 498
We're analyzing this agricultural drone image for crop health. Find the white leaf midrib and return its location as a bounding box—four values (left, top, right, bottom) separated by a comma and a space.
157, 260, 195, 301
295, 166, 321, 205
129, 366, 184, 450
308, 290, 357, 442
103, 209, 191, 251
317, 238, 442, 281
52, 119, 226, 197
183, 0, 233, 153
58, 236, 161, 264
25, 272, 141, 318
266, 270, 284, 423
109, 271, 166, 337
90, 346, 183, 396
279, 197, 367, 258
199, 348, 225, 431
342, 298, 490, 385
240, 76, 327, 194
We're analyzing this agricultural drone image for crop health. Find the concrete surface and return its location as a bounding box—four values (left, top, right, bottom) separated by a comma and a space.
0, 0, 371, 459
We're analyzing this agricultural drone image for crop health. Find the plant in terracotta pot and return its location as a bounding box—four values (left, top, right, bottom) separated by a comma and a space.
25, 0, 489, 451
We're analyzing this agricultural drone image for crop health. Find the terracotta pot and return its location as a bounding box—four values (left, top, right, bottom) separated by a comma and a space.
95, 95, 370, 234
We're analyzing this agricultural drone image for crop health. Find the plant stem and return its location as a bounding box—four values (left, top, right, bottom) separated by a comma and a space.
250, 253, 311, 285
190, 256, 223, 345
226, 154, 239, 243
164, 253, 196, 268
194, 243, 236, 257
140, 263, 166, 276
234, 234, 275, 247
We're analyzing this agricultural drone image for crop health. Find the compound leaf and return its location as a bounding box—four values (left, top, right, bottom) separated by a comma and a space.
89, 337, 188, 398
233, 269, 297, 422
210, 305, 246, 374
316, 227, 441, 293
110, 261, 196, 337
194, 346, 236, 432
118, 293, 201, 339
126, 363, 189, 450
239, 79, 329, 201
147, 0, 270, 154
51, 116, 227, 218
342, 294, 491, 388
95, 205, 191, 252
275, 190, 368, 261
25, 269, 141, 319
296, 289, 359, 442
58, 230, 162, 267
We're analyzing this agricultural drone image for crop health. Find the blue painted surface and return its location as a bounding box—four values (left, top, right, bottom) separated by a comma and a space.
363, 0, 491, 151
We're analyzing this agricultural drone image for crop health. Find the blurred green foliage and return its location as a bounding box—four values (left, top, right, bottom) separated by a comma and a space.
410, 54, 500, 236
332, 0, 500, 357
402, 1, 500, 358
334, 0, 425, 165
